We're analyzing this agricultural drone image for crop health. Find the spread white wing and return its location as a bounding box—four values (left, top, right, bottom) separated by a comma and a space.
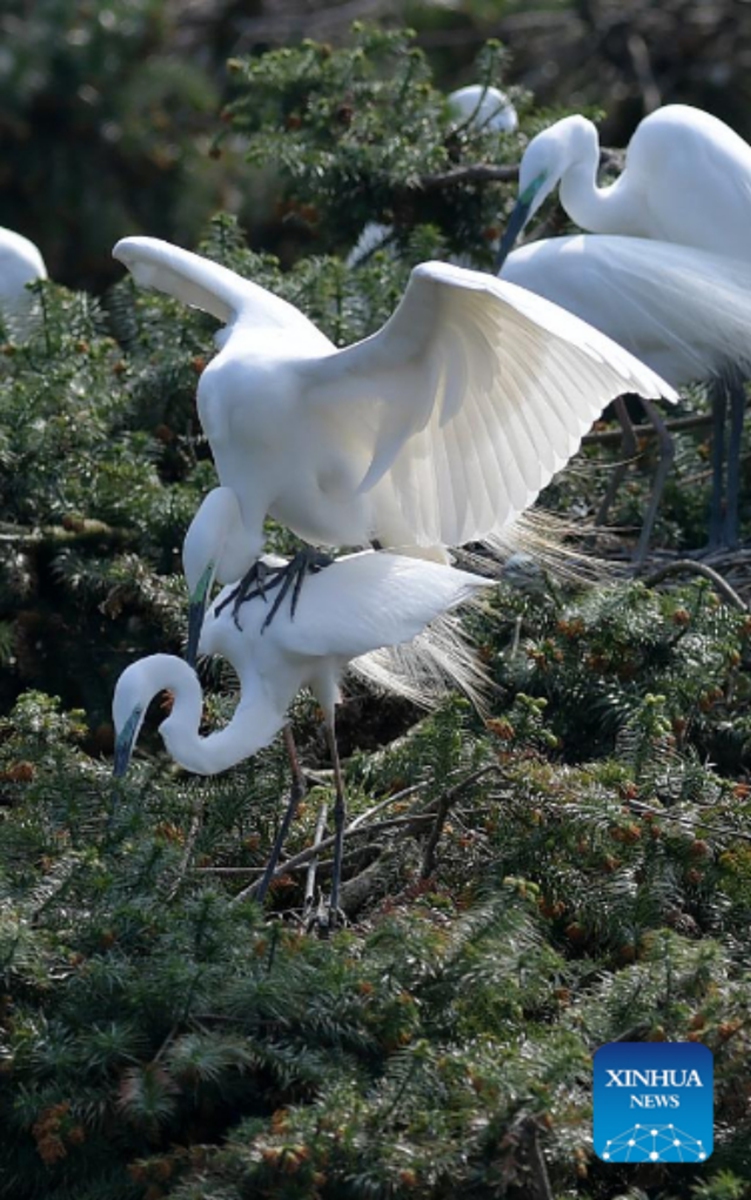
115, 240, 678, 550
303, 261, 678, 546
113, 236, 329, 345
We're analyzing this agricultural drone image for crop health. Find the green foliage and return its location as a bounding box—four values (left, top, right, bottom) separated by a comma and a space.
0, 0, 226, 289
221, 26, 525, 269
1, 21, 751, 1200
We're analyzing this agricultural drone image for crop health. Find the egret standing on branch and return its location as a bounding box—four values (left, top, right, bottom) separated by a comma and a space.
113, 235, 676, 650
500, 235, 751, 559
497, 105, 751, 550
113, 550, 492, 925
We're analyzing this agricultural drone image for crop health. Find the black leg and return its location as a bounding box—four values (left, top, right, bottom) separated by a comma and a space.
214, 546, 334, 632
708, 375, 728, 550
632, 396, 676, 568
324, 720, 347, 932
596, 395, 638, 528
723, 368, 746, 551
255, 726, 307, 904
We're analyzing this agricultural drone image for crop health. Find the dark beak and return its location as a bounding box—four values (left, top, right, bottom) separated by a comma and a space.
186, 598, 206, 669
495, 196, 532, 271
113, 729, 135, 778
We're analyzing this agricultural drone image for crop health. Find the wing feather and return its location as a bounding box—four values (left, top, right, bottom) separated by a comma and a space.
113, 236, 327, 342
304, 261, 676, 546
274, 552, 491, 661
501, 234, 751, 386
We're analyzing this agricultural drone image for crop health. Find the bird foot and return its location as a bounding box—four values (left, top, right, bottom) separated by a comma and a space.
215, 546, 334, 632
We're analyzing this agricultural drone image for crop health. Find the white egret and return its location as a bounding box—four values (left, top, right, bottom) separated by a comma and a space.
113, 549, 492, 922
347, 85, 518, 267
498, 105, 751, 261
500, 234, 751, 554
497, 105, 751, 550
448, 84, 518, 133
0, 226, 47, 338
182, 486, 488, 707
114, 235, 676, 640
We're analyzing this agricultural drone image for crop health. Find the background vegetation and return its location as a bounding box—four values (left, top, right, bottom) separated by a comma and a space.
2, 5, 751, 1199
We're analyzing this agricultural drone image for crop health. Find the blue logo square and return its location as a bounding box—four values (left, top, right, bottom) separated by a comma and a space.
593, 1042, 713, 1163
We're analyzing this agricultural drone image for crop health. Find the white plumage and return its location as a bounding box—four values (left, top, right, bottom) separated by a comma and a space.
448, 84, 518, 133
114, 236, 676, 575
502, 105, 751, 254
497, 104, 751, 549
114, 549, 491, 777
500, 234, 751, 387
0, 226, 47, 337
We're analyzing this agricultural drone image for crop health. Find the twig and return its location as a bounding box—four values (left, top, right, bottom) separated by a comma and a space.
304, 801, 328, 917
230, 769, 495, 905
167, 792, 204, 901
421, 764, 500, 878
642, 559, 747, 611
582, 411, 714, 447
525, 1118, 555, 1200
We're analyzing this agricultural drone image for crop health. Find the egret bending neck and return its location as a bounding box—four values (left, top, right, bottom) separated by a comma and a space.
559, 157, 646, 237
160, 672, 287, 776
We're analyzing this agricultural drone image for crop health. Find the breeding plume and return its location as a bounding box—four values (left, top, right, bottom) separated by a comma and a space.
498, 104, 751, 550
113, 550, 492, 922
114, 235, 676, 625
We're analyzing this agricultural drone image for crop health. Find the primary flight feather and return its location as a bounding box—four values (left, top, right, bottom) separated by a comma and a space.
114, 235, 676, 565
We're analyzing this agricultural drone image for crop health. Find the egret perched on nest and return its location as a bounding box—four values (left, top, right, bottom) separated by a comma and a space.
497, 104, 751, 551
113, 549, 492, 925
113, 235, 676, 655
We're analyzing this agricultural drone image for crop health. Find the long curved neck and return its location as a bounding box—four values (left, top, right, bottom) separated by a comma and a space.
160, 669, 287, 776
549, 117, 641, 236
560, 162, 644, 235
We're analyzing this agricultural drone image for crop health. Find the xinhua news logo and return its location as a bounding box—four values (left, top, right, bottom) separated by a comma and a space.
593, 1042, 713, 1163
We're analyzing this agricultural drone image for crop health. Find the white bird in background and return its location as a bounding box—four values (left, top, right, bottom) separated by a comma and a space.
0, 226, 47, 338
113, 549, 492, 923
347, 84, 518, 267
114, 235, 676, 650
500, 235, 751, 558
497, 104, 751, 550
448, 83, 518, 133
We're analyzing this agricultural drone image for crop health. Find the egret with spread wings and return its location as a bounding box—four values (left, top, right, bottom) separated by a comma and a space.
114, 236, 676, 646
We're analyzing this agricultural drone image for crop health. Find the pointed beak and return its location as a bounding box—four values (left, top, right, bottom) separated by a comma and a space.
495, 195, 533, 270
113, 707, 142, 777
185, 563, 214, 668
495, 172, 548, 271
186, 600, 206, 669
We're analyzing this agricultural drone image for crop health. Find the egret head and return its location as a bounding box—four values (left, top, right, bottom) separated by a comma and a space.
182, 487, 251, 667
112, 663, 149, 777
496, 116, 592, 268
112, 654, 196, 776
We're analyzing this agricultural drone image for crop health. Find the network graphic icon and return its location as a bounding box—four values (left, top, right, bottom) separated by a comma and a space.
601, 1123, 708, 1163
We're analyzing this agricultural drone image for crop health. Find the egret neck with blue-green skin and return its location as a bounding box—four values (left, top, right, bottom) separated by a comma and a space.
498, 106, 751, 267
496, 170, 550, 267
